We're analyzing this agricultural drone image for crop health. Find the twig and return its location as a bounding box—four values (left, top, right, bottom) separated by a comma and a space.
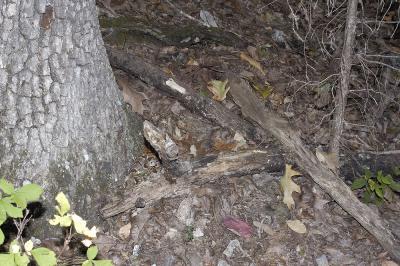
165, 0, 208, 27
330, 0, 358, 157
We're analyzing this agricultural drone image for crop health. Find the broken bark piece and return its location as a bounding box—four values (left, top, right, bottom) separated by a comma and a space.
143, 120, 179, 161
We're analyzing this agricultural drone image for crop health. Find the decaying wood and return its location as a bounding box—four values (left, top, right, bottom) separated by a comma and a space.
106, 46, 267, 143
101, 149, 284, 217
330, 0, 358, 156
106, 47, 400, 261
228, 76, 400, 261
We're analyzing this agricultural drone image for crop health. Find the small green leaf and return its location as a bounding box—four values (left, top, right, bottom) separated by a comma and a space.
0, 199, 23, 218
362, 190, 373, 203
14, 184, 43, 203
0, 208, 7, 225
0, 179, 15, 195
11, 193, 27, 209
82, 260, 93, 266
54, 192, 70, 216
93, 260, 113, 266
363, 169, 372, 179
0, 229, 4, 246
393, 166, 400, 176
389, 182, 400, 192
49, 214, 72, 227
381, 174, 394, 185
368, 179, 376, 191
87, 246, 98, 260
375, 187, 384, 198
351, 178, 367, 189
14, 253, 30, 266
0, 253, 15, 266
31, 248, 57, 266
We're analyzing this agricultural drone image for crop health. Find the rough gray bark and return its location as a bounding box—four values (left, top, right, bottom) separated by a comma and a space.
0, 0, 142, 234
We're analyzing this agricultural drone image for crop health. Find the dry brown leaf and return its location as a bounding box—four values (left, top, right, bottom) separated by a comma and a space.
286, 219, 307, 234
118, 223, 132, 239
240, 52, 266, 75
280, 164, 301, 209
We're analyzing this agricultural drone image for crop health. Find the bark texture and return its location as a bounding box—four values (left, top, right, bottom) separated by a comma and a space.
0, 0, 142, 234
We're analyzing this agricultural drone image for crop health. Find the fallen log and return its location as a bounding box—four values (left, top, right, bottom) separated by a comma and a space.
100, 148, 284, 217
106, 47, 400, 261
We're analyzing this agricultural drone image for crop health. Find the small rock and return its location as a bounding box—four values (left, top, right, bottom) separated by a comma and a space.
176, 197, 194, 226
193, 227, 204, 238
135, 197, 146, 208
223, 239, 243, 258
200, 10, 218, 27
132, 244, 140, 257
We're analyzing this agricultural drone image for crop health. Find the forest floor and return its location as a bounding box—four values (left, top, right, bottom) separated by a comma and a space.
94, 1, 400, 265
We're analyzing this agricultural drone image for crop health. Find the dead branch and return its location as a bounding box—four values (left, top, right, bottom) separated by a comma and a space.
228, 75, 400, 262
330, 0, 358, 156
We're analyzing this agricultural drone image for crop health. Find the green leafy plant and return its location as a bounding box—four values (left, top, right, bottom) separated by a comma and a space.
0, 178, 56, 265
351, 168, 400, 205
0, 178, 113, 266
185, 226, 194, 242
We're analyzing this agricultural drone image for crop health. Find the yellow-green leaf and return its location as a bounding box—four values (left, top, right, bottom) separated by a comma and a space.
83, 260, 93, 266
0, 253, 15, 266
71, 214, 88, 235
280, 164, 301, 209
31, 248, 57, 266
54, 192, 70, 216
0, 199, 23, 218
207, 79, 230, 101
0, 208, 7, 225
0, 229, 4, 246
87, 246, 98, 260
93, 260, 113, 266
0, 179, 15, 195
14, 253, 29, 266
15, 184, 43, 203
49, 214, 72, 227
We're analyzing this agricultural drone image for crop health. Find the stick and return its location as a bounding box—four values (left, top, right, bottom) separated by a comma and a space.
330, 0, 358, 156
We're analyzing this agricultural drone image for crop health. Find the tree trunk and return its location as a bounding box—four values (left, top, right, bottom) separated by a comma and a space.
0, 0, 142, 235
